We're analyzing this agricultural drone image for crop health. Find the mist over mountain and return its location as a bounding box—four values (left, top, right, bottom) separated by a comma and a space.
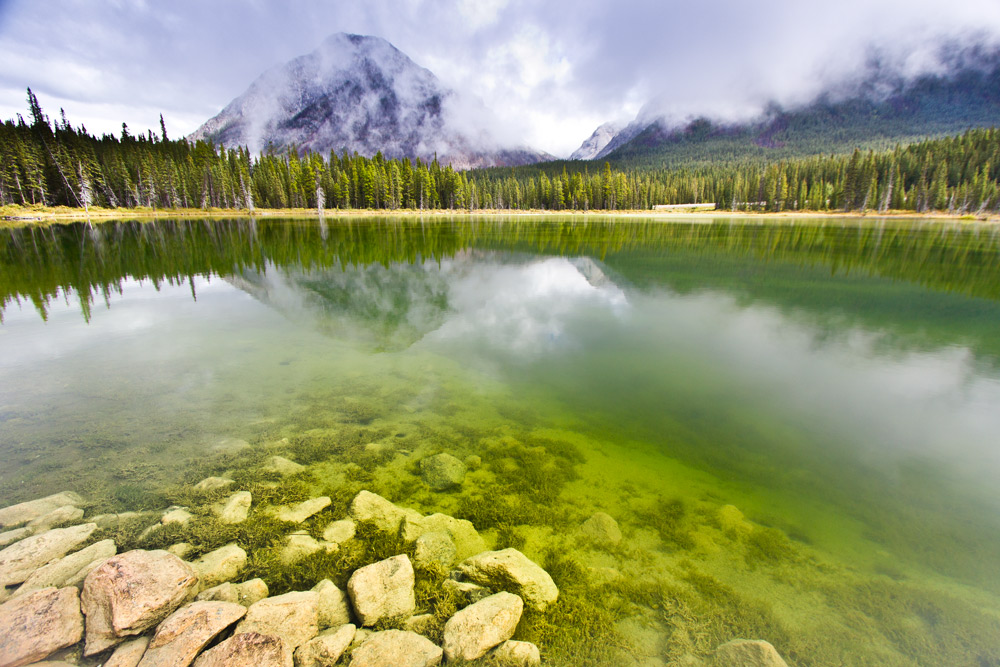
189, 33, 550, 169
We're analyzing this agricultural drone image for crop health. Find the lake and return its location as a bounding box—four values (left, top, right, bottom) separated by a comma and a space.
2, 215, 1000, 665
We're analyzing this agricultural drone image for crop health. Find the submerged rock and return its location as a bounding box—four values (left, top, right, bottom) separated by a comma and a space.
404, 613, 436, 637
414, 531, 456, 570
400, 514, 486, 560
457, 549, 558, 612
235, 591, 319, 650
419, 453, 466, 491
0, 586, 83, 667
347, 555, 415, 627
442, 579, 491, 605
322, 519, 356, 544
348, 491, 422, 533
197, 579, 269, 607
280, 533, 326, 564
0, 523, 97, 586
348, 630, 442, 667
214, 492, 252, 524
104, 636, 151, 667
160, 507, 194, 526
192, 544, 247, 589
581, 512, 622, 546
294, 624, 356, 667
313, 579, 351, 629
264, 456, 305, 476
0, 492, 85, 529
192, 632, 292, 667
194, 477, 235, 493
28, 505, 85, 532
137, 601, 246, 667
0, 528, 32, 549
81, 549, 199, 655
442, 592, 523, 662
14, 539, 116, 597
492, 639, 542, 666
712, 639, 789, 667
276, 497, 331, 523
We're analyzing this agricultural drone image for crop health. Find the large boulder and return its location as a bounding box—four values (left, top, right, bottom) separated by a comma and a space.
192, 632, 292, 667
137, 601, 247, 667
313, 579, 351, 629
348, 630, 442, 667
0, 492, 84, 529
712, 639, 789, 667
0, 587, 83, 667
294, 624, 356, 667
347, 555, 415, 627
235, 591, 319, 650
349, 491, 422, 534
276, 497, 330, 523
192, 544, 247, 589
14, 539, 116, 597
104, 636, 151, 667
580, 512, 622, 546
457, 549, 558, 612
82, 549, 199, 655
399, 514, 486, 560
0, 523, 96, 586
442, 592, 523, 662
419, 453, 466, 491
197, 579, 269, 607
214, 492, 251, 524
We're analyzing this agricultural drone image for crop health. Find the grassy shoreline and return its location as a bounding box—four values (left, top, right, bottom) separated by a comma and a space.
2, 203, 997, 228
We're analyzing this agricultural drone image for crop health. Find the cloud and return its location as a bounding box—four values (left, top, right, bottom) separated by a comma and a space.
1, 0, 998, 156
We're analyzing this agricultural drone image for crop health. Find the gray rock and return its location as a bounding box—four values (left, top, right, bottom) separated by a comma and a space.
312, 579, 351, 629
137, 601, 247, 667
399, 514, 486, 560
0, 528, 32, 549
581, 512, 622, 546
348, 630, 442, 667
347, 555, 415, 627
14, 539, 116, 597
81, 549, 199, 656
192, 543, 247, 590
197, 579, 269, 607
322, 519, 356, 544
0, 586, 83, 667
214, 492, 252, 524
442, 592, 523, 662
419, 453, 466, 491
276, 497, 331, 523
492, 640, 541, 666
294, 624, 355, 667
280, 533, 326, 565
712, 639, 789, 667
414, 531, 456, 571
348, 491, 422, 534
193, 477, 234, 493
0, 523, 97, 586
235, 591, 319, 650
160, 507, 193, 526
457, 549, 558, 612
0, 492, 85, 529
104, 636, 151, 667
192, 632, 292, 667
27, 506, 84, 532
442, 579, 491, 605
264, 456, 305, 476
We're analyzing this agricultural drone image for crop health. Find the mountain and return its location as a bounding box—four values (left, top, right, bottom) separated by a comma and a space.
568, 122, 623, 160
577, 48, 1000, 167
190, 33, 550, 169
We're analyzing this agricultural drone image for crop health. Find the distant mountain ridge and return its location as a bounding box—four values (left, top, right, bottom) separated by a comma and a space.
571, 47, 1000, 167
190, 33, 550, 169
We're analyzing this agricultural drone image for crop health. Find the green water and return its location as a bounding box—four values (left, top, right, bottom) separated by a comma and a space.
2, 216, 1000, 665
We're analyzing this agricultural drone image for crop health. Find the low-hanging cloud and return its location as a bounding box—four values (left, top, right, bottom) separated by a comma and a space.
1, 0, 998, 156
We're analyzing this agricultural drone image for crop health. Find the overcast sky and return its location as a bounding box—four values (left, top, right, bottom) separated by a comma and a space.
1, 0, 999, 157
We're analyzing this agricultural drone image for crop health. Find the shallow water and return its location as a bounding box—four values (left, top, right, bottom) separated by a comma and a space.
2, 216, 1000, 665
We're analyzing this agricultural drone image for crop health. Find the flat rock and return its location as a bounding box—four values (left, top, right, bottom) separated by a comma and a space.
493, 639, 541, 666
414, 531, 456, 571
82, 549, 199, 655
264, 456, 305, 476
348, 630, 442, 667
419, 453, 466, 491
192, 632, 292, 667
193, 477, 234, 493
712, 639, 789, 667
235, 591, 319, 650
346, 555, 415, 627
0, 492, 85, 529
137, 601, 247, 667
28, 506, 84, 532
458, 549, 558, 612
192, 544, 247, 589
197, 579, 269, 607
442, 592, 523, 662
214, 492, 252, 524
104, 636, 151, 667
581, 512, 622, 546
0, 523, 97, 586
322, 519, 356, 544
399, 514, 486, 560
280, 533, 326, 564
348, 491, 421, 534
15, 539, 116, 597
313, 579, 351, 629
294, 624, 355, 667
0, 528, 33, 549
276, 497, 331, 523
161, 508, 193, 525
0, 587, 83, 667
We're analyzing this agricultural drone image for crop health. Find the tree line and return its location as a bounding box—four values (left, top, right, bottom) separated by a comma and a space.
1, 89, 998, 213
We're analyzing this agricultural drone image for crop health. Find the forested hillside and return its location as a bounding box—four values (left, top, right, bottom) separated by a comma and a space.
2, 90, 999, 214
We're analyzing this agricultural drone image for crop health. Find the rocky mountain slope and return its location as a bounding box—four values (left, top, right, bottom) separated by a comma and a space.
190, 33, 549, 169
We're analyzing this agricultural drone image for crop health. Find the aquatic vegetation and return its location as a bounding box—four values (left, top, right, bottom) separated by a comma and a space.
637, 496, 696, 551
108, 483, 169, 513
743, 526, 798, 568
